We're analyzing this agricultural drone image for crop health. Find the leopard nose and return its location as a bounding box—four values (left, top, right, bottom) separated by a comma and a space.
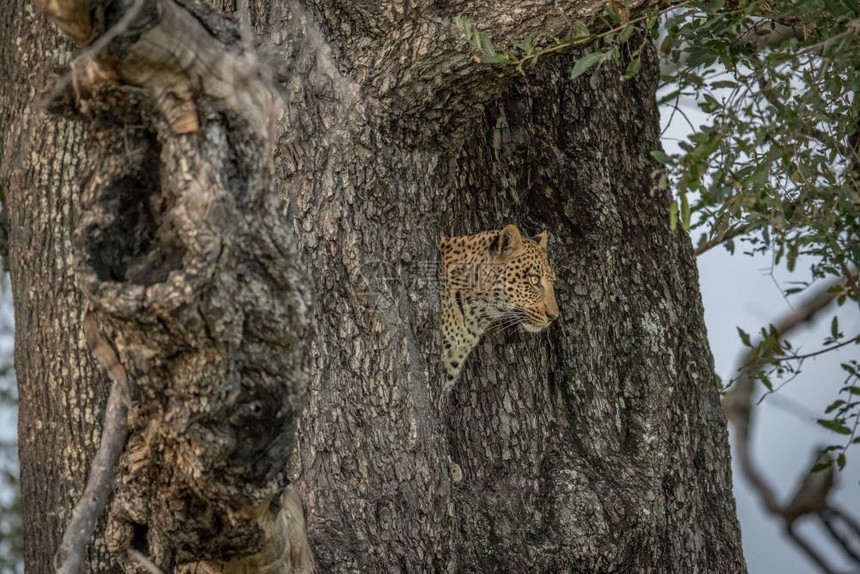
546, 309, 559, 322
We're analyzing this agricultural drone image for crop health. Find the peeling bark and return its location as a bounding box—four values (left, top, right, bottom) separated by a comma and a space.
1, 0, 746, 572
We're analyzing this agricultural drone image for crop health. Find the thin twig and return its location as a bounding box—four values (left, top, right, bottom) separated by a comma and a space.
778, 338, 858, 361
37, 0, 147, 110
694, 222, 754, 256
820, 510, 860, 564
53, 376, 129, 574
54, 312, 131, 574
128, 550, 165, 574
838, 261, 860, 306
786, 522, 836, 574
660, 89, 682, 137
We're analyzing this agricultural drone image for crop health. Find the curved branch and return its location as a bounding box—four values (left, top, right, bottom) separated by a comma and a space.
694, 223, 754, 257
54, 313, 131, 574
722, 278, 840, 513
722, 276, 860, 571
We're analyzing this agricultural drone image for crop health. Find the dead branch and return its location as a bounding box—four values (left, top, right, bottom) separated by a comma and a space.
54, 312, 131, 574
722, 276, 860, 572
820, 510, 860, 564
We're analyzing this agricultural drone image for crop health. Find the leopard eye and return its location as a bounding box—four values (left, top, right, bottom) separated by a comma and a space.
527, 274, 541, 286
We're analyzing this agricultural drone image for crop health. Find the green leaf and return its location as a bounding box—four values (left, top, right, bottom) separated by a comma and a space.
651, 150, 672, 165
658, 89, 681, 105
522, 38, 534, 55
831, 316, 840, 339
669, 201, 679, 232
710, 80, 737, 89
685, 45, 714, 68
737, 327, 752, 347
680, 192, 691, 231
623, 58, 642, 79
825, 399, 845, 413
570, 20, 589, 40
660, 35, 673, 56
837, 453, 846, 470
619, 25, 635, 44
646, 16, 657, 35
817, 419, 852, 435
479, 31, 498, 61
570, 51, 605, 80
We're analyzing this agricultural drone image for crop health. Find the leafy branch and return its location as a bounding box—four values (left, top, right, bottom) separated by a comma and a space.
455, 1, 689, 79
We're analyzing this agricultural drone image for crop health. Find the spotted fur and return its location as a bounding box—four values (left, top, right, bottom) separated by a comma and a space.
439, 224, 559, 391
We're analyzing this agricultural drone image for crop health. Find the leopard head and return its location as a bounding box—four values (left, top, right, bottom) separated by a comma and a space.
439, 224, 559, 390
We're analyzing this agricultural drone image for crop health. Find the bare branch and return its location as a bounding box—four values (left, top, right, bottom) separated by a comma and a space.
128, 550, 165, 574
820, 510, 860, 564
786, 522, 837, 574
722, 280, 834, 508
36, 0, 146, 111
694, 223, 754, 257
54, 312, 131, 574
722, 274, 860, 571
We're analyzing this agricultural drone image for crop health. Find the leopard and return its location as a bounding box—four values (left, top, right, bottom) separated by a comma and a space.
439, 223, 559, 392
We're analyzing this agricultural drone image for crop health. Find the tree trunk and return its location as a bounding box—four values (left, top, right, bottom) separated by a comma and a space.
0, 7, 118, 570
0, 0, 746, 572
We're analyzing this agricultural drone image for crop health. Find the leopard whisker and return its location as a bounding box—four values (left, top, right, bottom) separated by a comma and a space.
485, 315, 525, 338
484, 317, 520, 338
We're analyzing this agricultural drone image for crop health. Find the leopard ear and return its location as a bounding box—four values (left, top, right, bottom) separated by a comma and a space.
532, 231, 548, 249
495, 224, 524, 259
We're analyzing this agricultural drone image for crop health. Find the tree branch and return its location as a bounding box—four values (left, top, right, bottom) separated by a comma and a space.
786, 522, 836, 574
54, 312, 131, 574
722, 278, 837, 510
722, 276, 860, 571
820, 510, 860, 564
694, 223, 754, 257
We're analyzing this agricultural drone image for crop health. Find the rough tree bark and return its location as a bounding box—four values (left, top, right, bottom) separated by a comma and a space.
0, 0, 747, 572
